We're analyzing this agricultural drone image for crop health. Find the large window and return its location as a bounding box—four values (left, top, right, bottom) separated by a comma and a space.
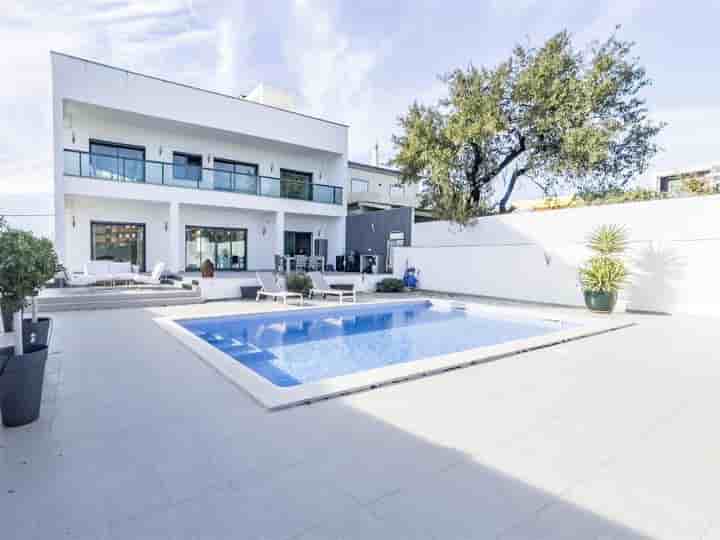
91, 222, 146, 271
89, 140, 145, 182
185, 226, 247, 271
351, 178, 369, 193
214, 159, 258, 193
280, 168, 313, 200
173, 152, 203, 182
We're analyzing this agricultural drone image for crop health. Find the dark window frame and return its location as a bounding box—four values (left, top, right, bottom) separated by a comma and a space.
88, 139, 146, 181
280, 168, 313, 183
90, 221, 147, 272
184, 225, 248, 272
214, 158, 259, 176
173, 152, 203, 181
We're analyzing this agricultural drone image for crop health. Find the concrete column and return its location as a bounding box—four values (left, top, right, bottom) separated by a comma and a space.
274, 211, 285, 259
333, 215, 346, 260
168, 202, 181, 273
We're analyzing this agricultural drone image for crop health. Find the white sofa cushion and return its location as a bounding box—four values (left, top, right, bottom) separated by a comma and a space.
84, 261, 111, 276
108, 262, 132, 274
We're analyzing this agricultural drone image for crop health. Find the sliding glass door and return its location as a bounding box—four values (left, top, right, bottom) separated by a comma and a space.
91, 222, 146, 271
185, 226, 247, 271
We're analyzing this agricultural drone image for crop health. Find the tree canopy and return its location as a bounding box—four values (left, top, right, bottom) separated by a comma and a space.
392, 30, 664, 222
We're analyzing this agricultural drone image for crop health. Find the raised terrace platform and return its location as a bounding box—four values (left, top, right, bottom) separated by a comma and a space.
38, 286, 203, 312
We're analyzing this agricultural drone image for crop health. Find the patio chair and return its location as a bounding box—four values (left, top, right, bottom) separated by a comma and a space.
307, 256, 322, 272
295, 254, 308, 272
308, 272, 356, 304
256, 272, 304, 305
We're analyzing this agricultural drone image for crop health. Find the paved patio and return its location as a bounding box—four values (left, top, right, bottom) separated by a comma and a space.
1, 295, 718, 539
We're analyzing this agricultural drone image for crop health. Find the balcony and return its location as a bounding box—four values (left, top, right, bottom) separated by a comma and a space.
63, 149, 343, 205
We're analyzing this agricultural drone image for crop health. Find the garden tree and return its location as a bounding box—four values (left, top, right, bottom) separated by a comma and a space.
0, 228, 59, 330
392, 30, 664, 222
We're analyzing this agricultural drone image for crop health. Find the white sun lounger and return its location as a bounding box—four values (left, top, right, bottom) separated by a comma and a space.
255, 272, 304, 305
308, 272, 356, 304
130, 262, 166, 286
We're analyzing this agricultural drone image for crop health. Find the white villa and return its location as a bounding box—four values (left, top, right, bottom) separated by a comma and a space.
52, 52, 349, 276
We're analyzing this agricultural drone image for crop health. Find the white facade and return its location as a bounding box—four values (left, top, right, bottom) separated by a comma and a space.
52, 52, 348, 274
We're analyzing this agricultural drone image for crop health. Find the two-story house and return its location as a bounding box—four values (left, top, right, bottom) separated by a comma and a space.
52, 52, 347, 276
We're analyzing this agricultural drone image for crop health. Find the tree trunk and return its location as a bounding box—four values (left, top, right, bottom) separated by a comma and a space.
499, 168, 527, 213
13, 311, 23, 356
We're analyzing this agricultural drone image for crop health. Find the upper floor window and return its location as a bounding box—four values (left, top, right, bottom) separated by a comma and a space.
214, 159, 259, 192
173, 152, 202, 182
280, 168, 313, 200
351, 178, 369, 193
89, 140, 145, 182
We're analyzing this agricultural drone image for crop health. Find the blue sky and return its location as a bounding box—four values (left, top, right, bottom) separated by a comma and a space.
1, 0, 719, 202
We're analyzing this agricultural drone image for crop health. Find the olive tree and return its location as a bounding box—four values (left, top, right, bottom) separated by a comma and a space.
392, 30, 664, 222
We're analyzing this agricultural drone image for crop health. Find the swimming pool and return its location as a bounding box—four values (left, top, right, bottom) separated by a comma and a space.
177, 301, 574, 387
157, 299, 628, 409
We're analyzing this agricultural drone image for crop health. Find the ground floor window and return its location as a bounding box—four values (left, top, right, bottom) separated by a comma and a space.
91, 222, 146, 271
185, 226, 247, 271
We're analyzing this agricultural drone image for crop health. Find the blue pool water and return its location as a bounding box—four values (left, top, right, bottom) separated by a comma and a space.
178, 301, 575, 387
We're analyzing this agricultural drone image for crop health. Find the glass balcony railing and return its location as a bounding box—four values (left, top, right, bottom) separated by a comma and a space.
63, 149, 344, 205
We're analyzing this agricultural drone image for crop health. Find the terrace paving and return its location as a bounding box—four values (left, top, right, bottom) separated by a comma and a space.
1, 293, 717, 539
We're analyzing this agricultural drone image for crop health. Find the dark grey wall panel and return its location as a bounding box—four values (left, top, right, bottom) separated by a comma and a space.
346, 207, 413, 271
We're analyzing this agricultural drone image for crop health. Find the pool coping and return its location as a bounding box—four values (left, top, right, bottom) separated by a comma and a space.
154, 298, 634, 410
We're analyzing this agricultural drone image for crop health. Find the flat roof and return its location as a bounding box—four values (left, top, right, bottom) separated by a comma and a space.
50, 51, 349, 129
348, 160, 400, 175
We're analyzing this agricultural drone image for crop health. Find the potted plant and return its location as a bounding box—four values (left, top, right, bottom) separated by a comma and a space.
0, 226, 59, 426
579, 224, 629, 313
200, 258, 215, 278
286, 273, 312, 297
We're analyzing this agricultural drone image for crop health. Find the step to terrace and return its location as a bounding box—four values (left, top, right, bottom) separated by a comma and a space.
37, 287, 204, 312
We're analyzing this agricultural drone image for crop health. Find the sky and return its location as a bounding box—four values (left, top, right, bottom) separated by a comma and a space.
0, 0, 719, 209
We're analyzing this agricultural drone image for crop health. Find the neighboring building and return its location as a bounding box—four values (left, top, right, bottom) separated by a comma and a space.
52, 52, 347, 274
347, 161, 433, 220
657, 164, 720, 194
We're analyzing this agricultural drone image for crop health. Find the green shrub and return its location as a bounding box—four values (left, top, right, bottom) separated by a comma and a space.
0, 227, 59, 330
286, 273, 312, 296
376, 278, 405, 293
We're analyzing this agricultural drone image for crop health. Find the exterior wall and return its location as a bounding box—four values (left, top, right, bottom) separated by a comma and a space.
396, 195, 720, 317
64, 196, 341, 273
62, 103, 345, 191
348, 163, 419, 210
346, 207, 413, 271
51, 52, 350, 267
64, 196, 171, 273
51, 52, 347, 155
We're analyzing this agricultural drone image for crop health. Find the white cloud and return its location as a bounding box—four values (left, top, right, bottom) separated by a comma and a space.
0, 0, 243, 195
282, 1, 397, 163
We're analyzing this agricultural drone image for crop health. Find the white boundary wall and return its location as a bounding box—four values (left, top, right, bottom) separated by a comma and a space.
394, 195, 720, 316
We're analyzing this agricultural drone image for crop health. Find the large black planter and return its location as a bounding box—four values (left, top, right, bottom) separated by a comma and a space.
0, 344, 48, 427
583, 290, 618, 313
23, 317, 52, 347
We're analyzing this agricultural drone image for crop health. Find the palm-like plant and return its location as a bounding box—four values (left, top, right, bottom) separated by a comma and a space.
586, 224, 628, 256
579, 225, 629, 294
